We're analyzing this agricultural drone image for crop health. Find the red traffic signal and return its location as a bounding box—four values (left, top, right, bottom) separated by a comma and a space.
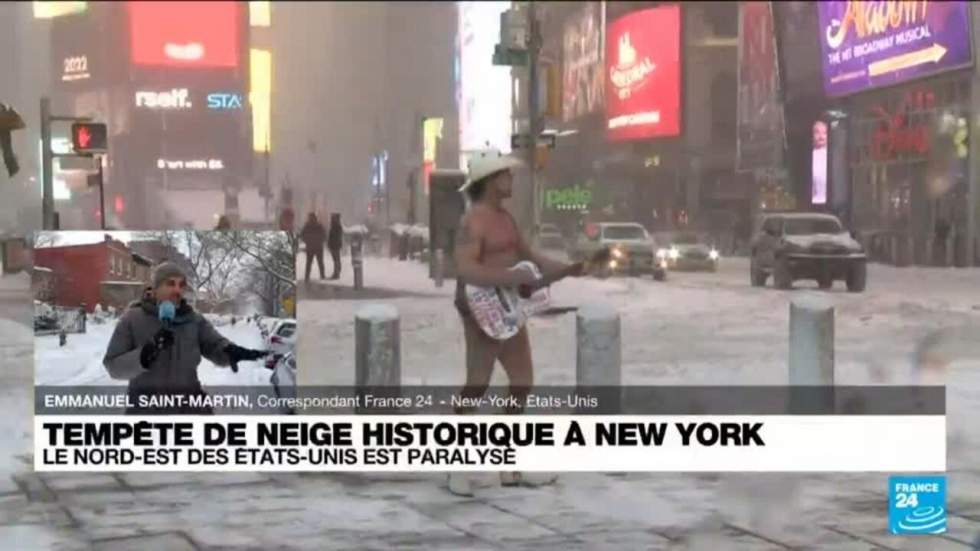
71, 122, 108, 154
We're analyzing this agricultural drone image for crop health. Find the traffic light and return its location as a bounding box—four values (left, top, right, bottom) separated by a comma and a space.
71, 122, 107, 154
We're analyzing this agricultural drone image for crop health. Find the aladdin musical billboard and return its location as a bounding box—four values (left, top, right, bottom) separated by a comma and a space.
605, 5, 681, 141
818, 1, 973, 98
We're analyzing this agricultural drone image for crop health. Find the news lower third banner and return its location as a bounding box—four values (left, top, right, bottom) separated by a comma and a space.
34, 386, 946, 472
35, 416, 945, 473
35, 385, 944, 415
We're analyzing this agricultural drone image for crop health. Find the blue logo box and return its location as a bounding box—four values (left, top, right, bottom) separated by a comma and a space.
888, 475, 946, 535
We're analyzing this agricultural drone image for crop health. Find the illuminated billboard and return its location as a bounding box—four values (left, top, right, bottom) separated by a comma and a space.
33, 1, 86, 19
250, 48, 271, 152
562, 2, 604, 121
128, 2, 241, 68
605, 5, 681, 141
818, 1, 973, 98
458, 1, 512, 162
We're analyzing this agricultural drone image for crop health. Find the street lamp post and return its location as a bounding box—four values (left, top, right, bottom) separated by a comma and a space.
526, 1, 541, 240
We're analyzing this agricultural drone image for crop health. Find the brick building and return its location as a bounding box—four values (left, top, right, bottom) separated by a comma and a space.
32, 235, 154, 312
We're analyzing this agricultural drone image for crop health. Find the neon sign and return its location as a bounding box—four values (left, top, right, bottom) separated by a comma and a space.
545, 185, 593, 211
870, 89, 933, 161
135, 88, 192, 109
207, 93, 244, 109
825, 1, 929, 50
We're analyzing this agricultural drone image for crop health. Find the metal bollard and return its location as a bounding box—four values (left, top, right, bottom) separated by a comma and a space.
576, 304, 621, 414
434, 249, 444, 288
946, 230, 955, 267
398, 234, 408, 261
789, 296, 835, 413
351, 239, 364, 291
355, 304, 401, 413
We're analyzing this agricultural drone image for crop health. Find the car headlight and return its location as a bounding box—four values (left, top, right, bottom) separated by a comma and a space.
709, 249, 719, 260
668, 247, 679, 260
609, 259, 618, 269
656, 248, 668, 259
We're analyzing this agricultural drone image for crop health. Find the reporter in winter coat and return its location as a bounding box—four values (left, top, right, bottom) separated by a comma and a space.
102, 262, 268, 414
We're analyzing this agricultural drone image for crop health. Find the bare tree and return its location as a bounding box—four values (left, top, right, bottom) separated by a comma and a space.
129, 230, 294, 317
216, 231, 295, 316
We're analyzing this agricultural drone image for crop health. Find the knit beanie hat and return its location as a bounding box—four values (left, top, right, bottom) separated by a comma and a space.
151, 262, 187, 290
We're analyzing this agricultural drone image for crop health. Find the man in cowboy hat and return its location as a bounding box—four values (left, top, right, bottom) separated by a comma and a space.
103, 262, 269, 414
450, 150, 579, 495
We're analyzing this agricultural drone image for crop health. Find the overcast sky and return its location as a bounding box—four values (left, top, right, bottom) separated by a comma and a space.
35, 231, 133, 248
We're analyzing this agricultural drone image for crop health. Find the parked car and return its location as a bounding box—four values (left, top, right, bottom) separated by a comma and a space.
570, 222, 667, 280
750, 212, 867, 292
265, 318, 297, 356
535, 223, 565, 250
269, 351, 297, 413
658, 232, 720, 272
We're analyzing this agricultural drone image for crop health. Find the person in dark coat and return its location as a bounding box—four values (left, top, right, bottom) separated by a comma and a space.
328, 213, 344, 280
102, 262, 267, 414
299, 212, 327, 281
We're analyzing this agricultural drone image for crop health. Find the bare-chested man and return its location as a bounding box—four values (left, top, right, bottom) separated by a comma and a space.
450, 151, 580, 495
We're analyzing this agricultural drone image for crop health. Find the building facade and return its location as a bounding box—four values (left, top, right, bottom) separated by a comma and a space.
768, 1, 980, 267
520, 1, 743, 242
45, 2, 253, 230
32, 236, 153, 312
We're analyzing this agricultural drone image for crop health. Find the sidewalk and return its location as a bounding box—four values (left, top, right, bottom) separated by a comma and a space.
3, 468, 980, 549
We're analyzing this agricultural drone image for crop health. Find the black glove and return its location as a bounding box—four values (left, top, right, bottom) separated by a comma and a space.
139, 328, 175, 368
225, 344, 268, 373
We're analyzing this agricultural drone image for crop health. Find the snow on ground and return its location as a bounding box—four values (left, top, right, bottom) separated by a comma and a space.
35, 316, 275, 388
297, 254, 980, 468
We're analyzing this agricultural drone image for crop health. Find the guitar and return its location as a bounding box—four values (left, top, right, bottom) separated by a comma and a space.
464, 248, 613, 340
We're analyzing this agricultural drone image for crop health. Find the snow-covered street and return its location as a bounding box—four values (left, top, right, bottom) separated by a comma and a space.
35, 315, 274, 388
297, 252, 980, 388
298, 253, 980, 467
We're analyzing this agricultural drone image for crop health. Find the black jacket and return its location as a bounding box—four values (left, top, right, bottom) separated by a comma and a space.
300, 220, 327, 250
328, 221, 344, 250
103, 297, 231, 394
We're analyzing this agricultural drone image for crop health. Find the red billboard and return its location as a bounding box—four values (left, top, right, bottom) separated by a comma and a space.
605, 5, 681, 141
128, 2, 240, 68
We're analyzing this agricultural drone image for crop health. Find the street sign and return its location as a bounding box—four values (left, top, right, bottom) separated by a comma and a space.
511, 132, 557, 150
493, 44, 528, 67
70, 122, 107, 154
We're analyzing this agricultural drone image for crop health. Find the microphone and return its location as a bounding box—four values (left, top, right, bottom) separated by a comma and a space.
158, 300, 176, 329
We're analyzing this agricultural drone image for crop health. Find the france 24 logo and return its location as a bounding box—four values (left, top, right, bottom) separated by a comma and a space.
888, 475, 946, 535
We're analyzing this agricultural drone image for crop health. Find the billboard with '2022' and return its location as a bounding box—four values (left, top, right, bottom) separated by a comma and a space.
818, 1, 973, 98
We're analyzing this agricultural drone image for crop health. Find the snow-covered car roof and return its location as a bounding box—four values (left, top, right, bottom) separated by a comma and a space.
344, 224, 369, 234
597, 222, 645, 228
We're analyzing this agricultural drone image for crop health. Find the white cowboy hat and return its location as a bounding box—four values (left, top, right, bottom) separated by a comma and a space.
459, 150, 524, 193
